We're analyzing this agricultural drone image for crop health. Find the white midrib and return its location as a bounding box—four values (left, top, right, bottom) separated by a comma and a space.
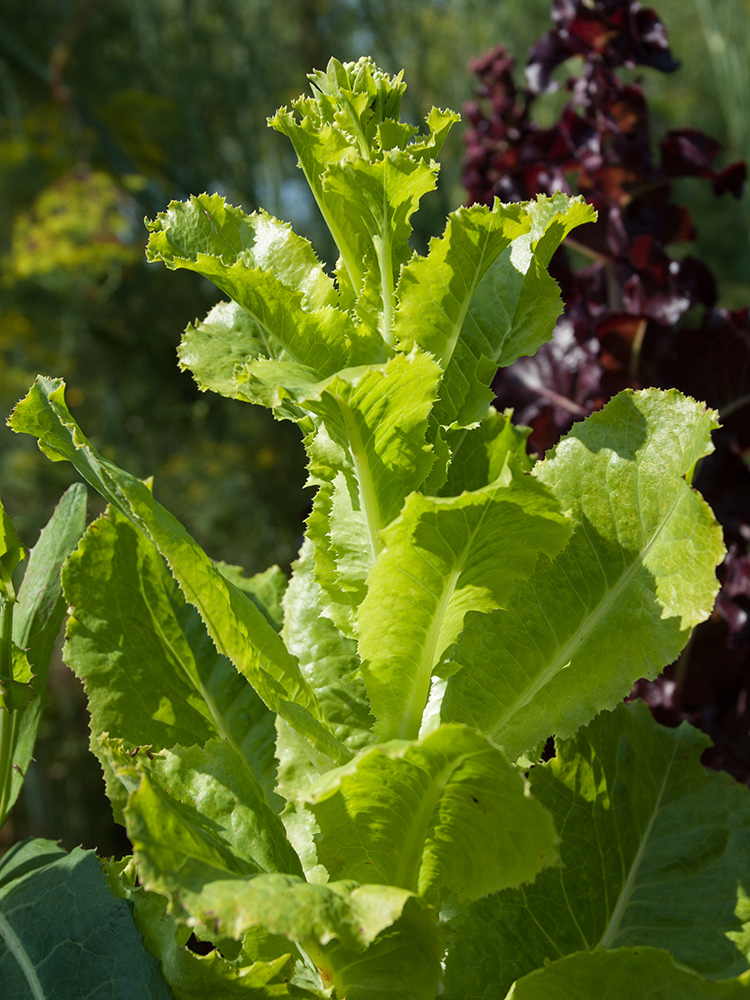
392, 754, 467, 892
0, 911, 46, 999
596, 737, 679, 949
397, 490, 499, 740
488, 491, 681, 745
336, 397, 384, 561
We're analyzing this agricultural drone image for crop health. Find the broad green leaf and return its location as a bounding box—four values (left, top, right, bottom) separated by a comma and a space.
442, 389, 725, 757
178, 299, 290, 400
0, 484, 86, 825
392, 200, 532, 365
432, 194, 596, 427
305, 889, 442, 1000
359, 464, 571, 740
308, 724, 559, 907
500, 949, 750, 1000
443, 703, 750, 998
10, 376, 350, 768
0, 498, 24, 598
147, 196, 367, 377
63, 508, 279, 819
0, 838, 171, 998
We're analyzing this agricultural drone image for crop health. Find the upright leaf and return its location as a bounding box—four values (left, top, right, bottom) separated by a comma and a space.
443, 389, 724, 757
0, 484, 87, 823
358, 463, 570, 740
429, 194, 595, 427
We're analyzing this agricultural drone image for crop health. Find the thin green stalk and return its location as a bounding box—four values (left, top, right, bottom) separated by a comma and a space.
0, 593, 17, 825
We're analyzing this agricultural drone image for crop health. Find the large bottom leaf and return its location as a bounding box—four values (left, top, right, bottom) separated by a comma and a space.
0, 838, 171, 999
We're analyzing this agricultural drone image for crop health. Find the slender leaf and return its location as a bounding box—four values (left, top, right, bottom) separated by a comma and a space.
0, 485, 86, 824
9, 376, 350, 768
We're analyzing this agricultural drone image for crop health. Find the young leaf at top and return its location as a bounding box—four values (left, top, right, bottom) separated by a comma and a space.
442, 388, 725, 758
270, 56, 458, 335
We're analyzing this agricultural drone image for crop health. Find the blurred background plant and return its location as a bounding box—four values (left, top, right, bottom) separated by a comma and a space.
0, 0, 747, 854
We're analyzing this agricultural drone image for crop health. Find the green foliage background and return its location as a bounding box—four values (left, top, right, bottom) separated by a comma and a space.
0, 0, 747, 854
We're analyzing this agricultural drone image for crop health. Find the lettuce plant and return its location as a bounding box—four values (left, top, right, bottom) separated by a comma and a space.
6, 57, 749, 998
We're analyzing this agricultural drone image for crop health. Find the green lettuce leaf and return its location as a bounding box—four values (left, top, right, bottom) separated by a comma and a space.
119, 739, 302, 887
358, 462, 571, 740
442, 388, 725, 757
147, 196, 368, 378
269, 56, 457, 330
63, 507, 280, 818
420, 194, 595, 428
443, 703, 750, 998
240, 349, 441, 635
102, 857, 317, 999
308, 724, 558, 907
500, 949, 750, 1000
9, 376, 350, 769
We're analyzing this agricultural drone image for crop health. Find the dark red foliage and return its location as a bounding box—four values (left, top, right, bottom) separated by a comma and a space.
464, 0, 750, 781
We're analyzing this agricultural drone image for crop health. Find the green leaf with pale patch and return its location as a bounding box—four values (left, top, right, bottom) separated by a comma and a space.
120, 738, 303, 920
10, 377, 349, 768
358, 463, 570, 740
442, 389, 725, 758
147, 196, 371, 378
308, 724, 558, 907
